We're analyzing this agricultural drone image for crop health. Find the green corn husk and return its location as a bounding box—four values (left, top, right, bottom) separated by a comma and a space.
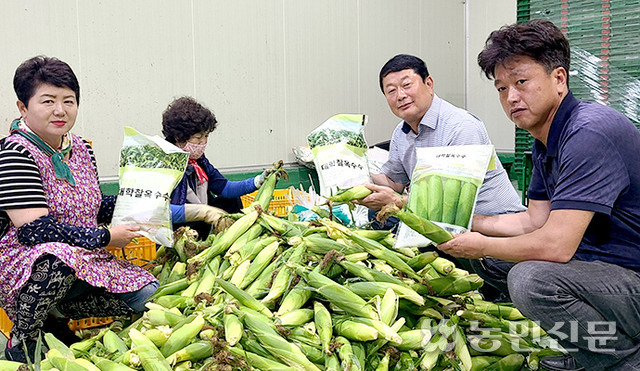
245, 251, 286, 298
328, 184, 373, 203
166, 340, 214, 366
189, 209, 260, 265
304, 234, 363, 255
226, 223, 264, 258
468, 300, 525, 321
226, 346, 294, 370
90, 355, 137, 371
167, 261, 187, 283
160, 315, 205, 357
484, 353, 525, 371
346, 281, 425, 306
154, 295, 194, 310
149, 278, 190, 301
239, 309, 321, 371
376, 351, 391, 371
216, 277, 273, 317
298, 268, 379, 320
347, 232, 421, 280
131, 343, 172, 371
291, 340, 324, 363
229, 259, 252, 287
103, 329, 130, 355
454, 322, 473, 371
378, 287, 399, 326
313, 301, 333, 354
379, 203, 453, 244
391, 329, 432, 351
276, 281, 313, 316
335, 336, 361, 371
239, 239, 280, 289
275, 308, 314, 327
224, 312, 243, 346
407, 251, 439, 270
338, 261, 408, 287
324, 353, 341, 371
144, 309, 185, 327
470, 356, 502, 371
143, 327, 171, 348
430, 256, 456, 275
44, 332, 75, 360
351, 229, 392, 241
334, 318, 379, 341
415, 274, 484, 296
344, 252, 369, 262
261, 243, 306, 304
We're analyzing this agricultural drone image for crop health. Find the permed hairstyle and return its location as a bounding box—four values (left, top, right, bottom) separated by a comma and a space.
379, 54, 430, 93
13, 56, 80, 108
477, 19, 571, 82
162, 96, 218, 144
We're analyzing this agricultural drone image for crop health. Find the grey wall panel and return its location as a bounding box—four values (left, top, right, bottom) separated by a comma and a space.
0, 0, 516, 178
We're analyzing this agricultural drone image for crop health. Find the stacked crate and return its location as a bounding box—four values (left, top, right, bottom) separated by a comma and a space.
514, 0, 640, 195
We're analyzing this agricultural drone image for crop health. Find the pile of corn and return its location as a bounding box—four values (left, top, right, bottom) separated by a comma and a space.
31, 172, 561, 371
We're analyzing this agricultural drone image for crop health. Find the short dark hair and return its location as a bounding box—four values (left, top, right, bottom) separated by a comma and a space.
477, 19, 571, 82
162, 96, 218, 144
379, 54, 430, 93
13, 56, 80, 108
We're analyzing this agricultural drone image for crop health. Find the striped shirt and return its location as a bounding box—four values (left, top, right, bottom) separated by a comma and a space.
380, 95, 526, 215
0, 137, 98, 236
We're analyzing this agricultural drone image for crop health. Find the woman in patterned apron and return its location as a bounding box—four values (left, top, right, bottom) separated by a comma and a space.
0, 56, 158, 363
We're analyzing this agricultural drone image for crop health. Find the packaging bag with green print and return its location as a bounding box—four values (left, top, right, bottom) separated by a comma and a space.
111, 126, 189, 247
394, 144, 496, 249
307, 114, 371, 198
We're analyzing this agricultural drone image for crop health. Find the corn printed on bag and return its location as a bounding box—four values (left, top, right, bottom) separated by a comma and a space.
394, 145, 495, 249
111, 126, 189, 246
307, 114, 371, 198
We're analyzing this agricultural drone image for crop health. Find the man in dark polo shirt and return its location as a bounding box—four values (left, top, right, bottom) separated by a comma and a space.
438, 19, 640, 370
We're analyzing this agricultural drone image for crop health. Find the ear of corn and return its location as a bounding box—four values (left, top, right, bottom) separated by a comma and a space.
313, 301, 333, 354
407, 251, 438, 270
347, 232, 421, 280
160, 314, 205, 357
455, 182, 477, 228
379, 203, 453, 244
328, 184, 373, 203
346, 281, 425, 306
216, 277, 273, 317
442, 178, 462, 224
299, 268, 379, 320
275, 308, 314, 327
426, 175, 444, 221
334, 318, 379, 341
378, 287, 399, 326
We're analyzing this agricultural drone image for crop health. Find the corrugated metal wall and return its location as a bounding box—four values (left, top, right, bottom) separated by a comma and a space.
0, 0, 516, 179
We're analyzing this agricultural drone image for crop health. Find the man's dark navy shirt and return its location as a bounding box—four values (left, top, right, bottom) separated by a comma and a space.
528, 92, 640, 271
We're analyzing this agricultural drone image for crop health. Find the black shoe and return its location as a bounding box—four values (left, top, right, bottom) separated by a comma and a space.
42, 316, 81, 346
539, 355, 585, 371
4, 339, 38, 364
